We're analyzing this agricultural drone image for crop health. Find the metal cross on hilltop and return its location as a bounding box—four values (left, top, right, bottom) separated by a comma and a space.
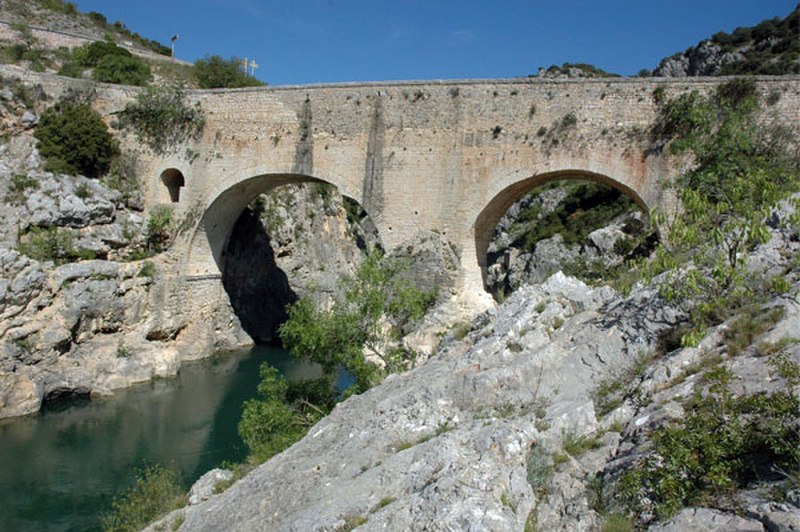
241, 58, 259, 77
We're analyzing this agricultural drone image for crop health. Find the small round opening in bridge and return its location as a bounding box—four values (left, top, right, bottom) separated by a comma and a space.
160, 168, 185, 203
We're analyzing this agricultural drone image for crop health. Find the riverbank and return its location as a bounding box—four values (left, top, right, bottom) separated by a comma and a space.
0, 345, 313, 531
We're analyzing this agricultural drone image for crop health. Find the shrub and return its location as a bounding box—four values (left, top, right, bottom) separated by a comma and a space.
101, 464, 186, 532
37, 0, 77, 15
146, 205, 173, 252
238, 365, 334, 463
18, 226, 77, 264
93, 53, 151, 86
194, 55, 264, 88
616, 361, 799, 522
5, 173, 38, 204
642, 78, 800, 337
77, 41, 132, 67
34, 101, 119, 178
122, 86, 205, 153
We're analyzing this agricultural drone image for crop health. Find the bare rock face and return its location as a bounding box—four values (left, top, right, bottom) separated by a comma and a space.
649, 508, 765, 531
653, 40, 749, 77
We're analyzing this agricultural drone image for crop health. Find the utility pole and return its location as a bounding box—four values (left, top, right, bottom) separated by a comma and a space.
171, 34, 179, 61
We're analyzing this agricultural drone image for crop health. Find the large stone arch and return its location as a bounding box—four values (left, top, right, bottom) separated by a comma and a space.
471, 169, 651, 288
185, 173, 377, 277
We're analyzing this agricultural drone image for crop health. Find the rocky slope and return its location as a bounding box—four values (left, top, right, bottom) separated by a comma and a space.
653, 5, 799, 76
486, 181, 656, 299
154, 195, 800, 532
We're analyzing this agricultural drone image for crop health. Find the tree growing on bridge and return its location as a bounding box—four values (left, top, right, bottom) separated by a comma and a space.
121, 85, 205, 153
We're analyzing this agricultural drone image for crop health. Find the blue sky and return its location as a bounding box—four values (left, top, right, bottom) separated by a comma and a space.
72, 1, 797, 85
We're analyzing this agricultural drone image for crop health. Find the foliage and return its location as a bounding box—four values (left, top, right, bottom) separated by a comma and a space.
616, 360, 800, 521
34, 0, 78, 15
4, 173, 39, 204
103, 152, 142, 210
77, 41, 132, 67
640, 78, 800, 342
526, 444, 555, 495
710, 7, 800, 75
279, 251, 435, 395
138, 260, 155, 278
238, 364, 333, 463
122, 86, 205, 153
532, 63, 620, 78
146, 205, 173, 252
194, 55, 265, 88
34, 101, 119, 178
101, 464, 186, 532
93, 52, 151, 86
17, 226, 82, 264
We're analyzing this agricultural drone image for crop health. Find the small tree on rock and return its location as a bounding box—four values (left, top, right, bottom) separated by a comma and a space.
34, 101, 119, 178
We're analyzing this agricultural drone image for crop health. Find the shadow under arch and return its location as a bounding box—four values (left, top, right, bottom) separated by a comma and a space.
187, 172, 382, 342
472, 169, 652, 289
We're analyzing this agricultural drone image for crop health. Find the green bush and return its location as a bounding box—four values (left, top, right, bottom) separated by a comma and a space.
34, 101, 119, 178
194, 55, 265, 88
642, 77, 800, 339
101, 464, 186, 532
93, 53, 151, 86
18, 226, 80, 264
146, 205, 173, 252
4, 173, 38, 204
77, 41, 131, 67
36, 0, 77, 15
616, 359, 799, 521
237, 365, 331, 463
122, 86, 205, 153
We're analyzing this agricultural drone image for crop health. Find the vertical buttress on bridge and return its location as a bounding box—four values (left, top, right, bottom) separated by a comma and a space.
292, 96, 314, 175
362, 93, 385, 223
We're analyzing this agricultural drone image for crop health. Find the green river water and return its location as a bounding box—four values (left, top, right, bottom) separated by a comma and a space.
0, 345, 326, 532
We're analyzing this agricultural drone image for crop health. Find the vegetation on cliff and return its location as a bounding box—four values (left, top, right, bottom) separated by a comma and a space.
592, 78, 800, 527
33, 99, 119, 178
653, 4, 799, 76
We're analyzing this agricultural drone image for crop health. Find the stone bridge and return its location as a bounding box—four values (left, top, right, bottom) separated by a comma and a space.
138, 76, 798, 297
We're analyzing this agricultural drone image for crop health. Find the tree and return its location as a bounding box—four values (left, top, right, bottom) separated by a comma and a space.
643, 78, 799, 344
93, 53, 151, 86
194, 55, 264, 88
279, 251, 435, 394
34, 101, 119, 178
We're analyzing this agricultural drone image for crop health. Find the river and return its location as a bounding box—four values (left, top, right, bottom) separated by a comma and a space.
0, 345, 327, 532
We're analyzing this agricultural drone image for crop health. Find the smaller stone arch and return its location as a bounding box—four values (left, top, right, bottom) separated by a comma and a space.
160, 168, 186, 203
472, 170, 652, 289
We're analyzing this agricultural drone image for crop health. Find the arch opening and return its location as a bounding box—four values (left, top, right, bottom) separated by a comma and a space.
160, 168, 185, 203
474, 170, 658, 300
191, 174, 382, 344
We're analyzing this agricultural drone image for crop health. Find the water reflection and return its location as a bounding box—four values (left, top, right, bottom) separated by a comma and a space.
0, 346, 319, 532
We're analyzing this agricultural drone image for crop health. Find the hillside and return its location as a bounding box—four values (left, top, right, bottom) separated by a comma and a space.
653, 4, 800, 76
0, 0, 170, 56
